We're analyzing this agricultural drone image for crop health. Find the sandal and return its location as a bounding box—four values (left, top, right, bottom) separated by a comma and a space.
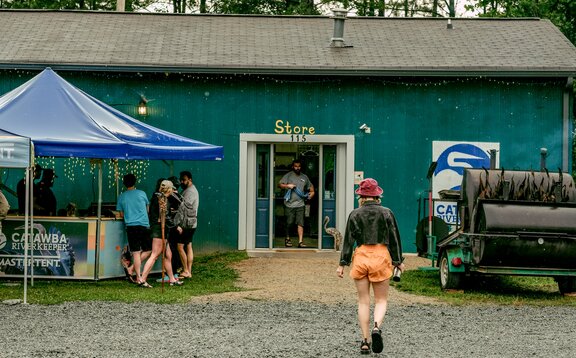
179, 273, 192, 280
285, 238, 293, 247
371, 324, 383, 353
122, 266, 138, 283
360, 339, 371, 355
298, 242, 307, 248
169, 280, 183, 286
138, 281, 153, 288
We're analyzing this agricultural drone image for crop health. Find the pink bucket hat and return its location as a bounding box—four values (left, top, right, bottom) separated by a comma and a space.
355, 178, 383, 197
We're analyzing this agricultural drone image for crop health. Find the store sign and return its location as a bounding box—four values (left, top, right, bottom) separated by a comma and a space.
0, 135, 30, 168
432, 141, 499, 199
274, 119, 315, 134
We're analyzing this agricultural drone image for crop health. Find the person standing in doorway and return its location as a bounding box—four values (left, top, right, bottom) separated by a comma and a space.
116, 173, 152, 285
175, 170, 198, 279
278, 159, 315, 248
336, 178, 404, 355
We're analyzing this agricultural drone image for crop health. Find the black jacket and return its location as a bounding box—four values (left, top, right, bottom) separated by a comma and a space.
339, 201, 403, 266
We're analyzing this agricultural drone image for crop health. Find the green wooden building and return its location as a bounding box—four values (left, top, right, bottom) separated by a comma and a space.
1, 10, 575, 255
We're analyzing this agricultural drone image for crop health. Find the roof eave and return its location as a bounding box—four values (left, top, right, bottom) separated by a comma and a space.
0, 63, 574, 78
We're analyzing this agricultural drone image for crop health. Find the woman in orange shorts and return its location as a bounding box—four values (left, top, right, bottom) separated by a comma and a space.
336, 178, 404, 355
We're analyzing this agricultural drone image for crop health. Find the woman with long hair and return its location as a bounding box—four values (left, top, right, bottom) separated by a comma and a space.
336, 178, 404, 354
139, 180, 183, 288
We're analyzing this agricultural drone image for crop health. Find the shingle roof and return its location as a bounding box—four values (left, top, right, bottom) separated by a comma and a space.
1, 9, 576, 76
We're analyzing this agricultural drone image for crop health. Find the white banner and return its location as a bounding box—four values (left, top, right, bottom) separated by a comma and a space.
0, 135, 30, 168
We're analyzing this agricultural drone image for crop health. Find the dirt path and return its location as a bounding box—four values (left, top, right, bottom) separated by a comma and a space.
188, 252, 442, 305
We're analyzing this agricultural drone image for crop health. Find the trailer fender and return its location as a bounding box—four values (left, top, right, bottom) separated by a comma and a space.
445, 247, 466, 273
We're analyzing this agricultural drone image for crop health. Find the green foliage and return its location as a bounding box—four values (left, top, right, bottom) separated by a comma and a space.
320, 0, 454, 17
0, 251, 249, 305
211, 0, 319, 14
394, 269, 576, 306
467, 0, 576, 45
0, 0, 156, 11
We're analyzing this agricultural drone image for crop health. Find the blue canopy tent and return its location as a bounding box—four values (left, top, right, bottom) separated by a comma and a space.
0, 68, 223, 160
0, 68, 223, 283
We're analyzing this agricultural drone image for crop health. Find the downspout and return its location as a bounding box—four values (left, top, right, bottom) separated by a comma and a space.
562, 77, 573, 172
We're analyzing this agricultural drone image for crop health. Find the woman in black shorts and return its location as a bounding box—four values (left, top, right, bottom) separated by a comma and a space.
139, 180, 183, 288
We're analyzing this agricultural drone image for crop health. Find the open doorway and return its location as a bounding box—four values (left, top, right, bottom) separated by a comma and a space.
241, 133, 354, 253
273, 143, 320, 248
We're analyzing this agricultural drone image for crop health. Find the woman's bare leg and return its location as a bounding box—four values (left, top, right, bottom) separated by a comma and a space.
163, 244, 178, 282
140, 238, 162, 283
372, 279, 390, 329
354, 277, 372, 341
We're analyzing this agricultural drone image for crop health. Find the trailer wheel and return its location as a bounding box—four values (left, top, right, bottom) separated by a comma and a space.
556, 277, 576, 295
439, 251, 462, 290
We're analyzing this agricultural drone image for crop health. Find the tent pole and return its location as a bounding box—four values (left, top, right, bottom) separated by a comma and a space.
29, 149, 35, 286
94, 160, 103, 280
22, 166, 31, 304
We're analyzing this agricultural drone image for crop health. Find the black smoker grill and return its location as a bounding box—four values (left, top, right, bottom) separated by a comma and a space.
435, 168, 576, 293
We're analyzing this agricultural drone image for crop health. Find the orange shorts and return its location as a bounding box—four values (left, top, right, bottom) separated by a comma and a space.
349, 244, 393, 282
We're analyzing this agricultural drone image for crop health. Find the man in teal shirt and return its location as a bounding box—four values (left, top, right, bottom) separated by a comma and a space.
116, 173, 151, 284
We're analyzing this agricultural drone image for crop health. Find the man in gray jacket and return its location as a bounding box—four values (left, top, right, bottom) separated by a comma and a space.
176, 171, 198, 279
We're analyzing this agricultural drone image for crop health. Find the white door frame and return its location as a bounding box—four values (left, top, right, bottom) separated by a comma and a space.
238, 134, 355, 251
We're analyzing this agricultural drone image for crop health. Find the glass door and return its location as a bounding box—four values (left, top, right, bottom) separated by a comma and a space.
321, 145, 337, 249
255, 144, 270, 248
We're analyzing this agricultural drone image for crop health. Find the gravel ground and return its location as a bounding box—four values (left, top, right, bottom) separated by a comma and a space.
1, 253, 575, 357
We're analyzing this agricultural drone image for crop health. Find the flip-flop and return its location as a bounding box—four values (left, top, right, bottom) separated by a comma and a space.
122, 267, 135, 282
371, 326, 383, 353
138, 281, 153, 288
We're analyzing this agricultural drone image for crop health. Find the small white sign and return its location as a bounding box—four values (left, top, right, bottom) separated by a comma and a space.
354, 171, 364, 184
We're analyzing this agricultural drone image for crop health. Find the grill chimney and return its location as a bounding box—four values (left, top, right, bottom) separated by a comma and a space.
330, 9, 349, 48
489, 149, 498, 170
540, 148, 548, 171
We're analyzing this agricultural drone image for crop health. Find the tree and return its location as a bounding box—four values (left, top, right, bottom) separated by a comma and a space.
0, 0, 156, 11
465, 0, 575, 45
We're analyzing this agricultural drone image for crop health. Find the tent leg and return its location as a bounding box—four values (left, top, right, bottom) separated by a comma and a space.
93, 160, 103, 281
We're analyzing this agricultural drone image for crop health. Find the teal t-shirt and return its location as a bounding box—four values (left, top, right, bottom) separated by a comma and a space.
116, 189, 150, 227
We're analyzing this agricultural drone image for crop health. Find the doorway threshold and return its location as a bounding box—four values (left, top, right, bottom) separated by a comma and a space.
246, 249, 339, 258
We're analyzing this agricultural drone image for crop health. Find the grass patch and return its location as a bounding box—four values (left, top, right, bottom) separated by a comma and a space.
393, 269, 576, 306
0, 251, 248, 305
